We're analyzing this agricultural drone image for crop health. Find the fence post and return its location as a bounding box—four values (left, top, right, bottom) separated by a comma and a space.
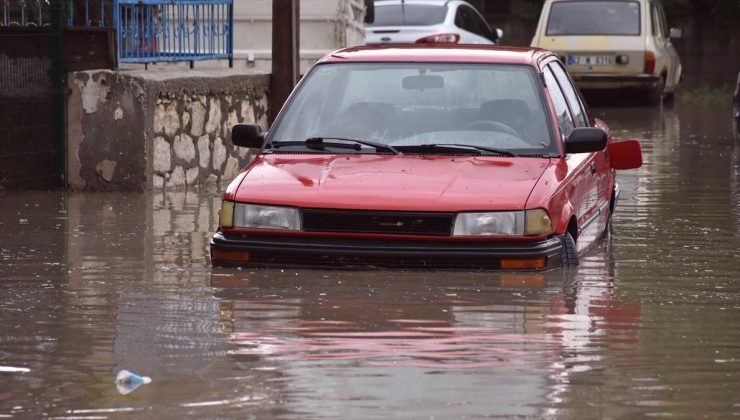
51, 0, 66, 187
228, 1, 233, 67
270, 0, 299, 123
112, 0, 119, 69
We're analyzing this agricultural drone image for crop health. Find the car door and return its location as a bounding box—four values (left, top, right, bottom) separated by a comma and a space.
649, 1, 675, 86
544, 60, 609, 250
654, 1, 681, 89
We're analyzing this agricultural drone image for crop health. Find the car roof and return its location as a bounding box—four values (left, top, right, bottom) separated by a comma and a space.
374, 0, 456, 5
319, 45, 551, 66
545, 0, 644, 2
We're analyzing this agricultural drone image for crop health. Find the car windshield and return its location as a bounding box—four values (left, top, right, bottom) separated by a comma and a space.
546, 1, 640, 36
367, 5, 448, 26
269, 62, 554, 155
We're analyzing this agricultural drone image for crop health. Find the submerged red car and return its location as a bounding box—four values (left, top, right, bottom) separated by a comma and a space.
210, 45, 642, 270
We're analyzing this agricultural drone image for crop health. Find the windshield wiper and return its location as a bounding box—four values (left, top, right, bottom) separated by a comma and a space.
269, 137, 400, 155
306, 137, 401, 155
397, 143, 517, 157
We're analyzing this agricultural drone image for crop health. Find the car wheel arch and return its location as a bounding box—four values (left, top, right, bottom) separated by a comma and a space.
555, 203, 578, 242
566, 216, 578, 243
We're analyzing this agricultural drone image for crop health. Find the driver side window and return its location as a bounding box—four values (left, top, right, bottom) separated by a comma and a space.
549, 62, 588, 127
543, 66, 575, 139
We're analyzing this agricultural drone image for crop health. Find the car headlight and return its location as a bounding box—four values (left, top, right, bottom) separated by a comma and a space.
452, 209, 552, 236
219, 200, 235, 228
524, 209, 553, 235
220, 201, 301, 230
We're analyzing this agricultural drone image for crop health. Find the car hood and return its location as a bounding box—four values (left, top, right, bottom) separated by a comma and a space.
234, 154, 552, 212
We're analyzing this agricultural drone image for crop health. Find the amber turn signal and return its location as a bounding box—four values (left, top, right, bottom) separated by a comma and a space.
500, 257, 546, 270
500, 274, 546, 288
211, 248, 251, 263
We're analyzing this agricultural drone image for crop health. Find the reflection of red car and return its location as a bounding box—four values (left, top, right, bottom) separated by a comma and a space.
210, 45, 642, 270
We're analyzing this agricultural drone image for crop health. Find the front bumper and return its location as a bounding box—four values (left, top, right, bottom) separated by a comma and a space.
210, 232, 566, 270
571, 74, 660, 90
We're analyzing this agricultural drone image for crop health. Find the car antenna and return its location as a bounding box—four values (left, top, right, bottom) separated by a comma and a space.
401, 0, 405, 25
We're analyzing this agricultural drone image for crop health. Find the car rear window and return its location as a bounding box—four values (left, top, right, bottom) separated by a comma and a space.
367, 5, 448, 26
546, 1, 640, 36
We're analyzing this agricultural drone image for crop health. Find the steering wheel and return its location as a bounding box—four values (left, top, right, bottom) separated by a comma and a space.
460, 120, 521, 138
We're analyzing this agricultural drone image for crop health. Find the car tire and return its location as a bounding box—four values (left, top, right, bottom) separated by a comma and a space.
646, 75, 666, 105
561, 232, 579, 267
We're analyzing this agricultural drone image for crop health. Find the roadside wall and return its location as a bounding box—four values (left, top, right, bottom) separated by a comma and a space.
67, 69, 270, 191
668, 16, 740, 88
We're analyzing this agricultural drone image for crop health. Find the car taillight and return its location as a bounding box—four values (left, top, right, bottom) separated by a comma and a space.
644, 51, 656, 74
416, 33, 460, 44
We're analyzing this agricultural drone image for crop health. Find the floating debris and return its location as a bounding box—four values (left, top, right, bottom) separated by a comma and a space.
115, 370, 152, 395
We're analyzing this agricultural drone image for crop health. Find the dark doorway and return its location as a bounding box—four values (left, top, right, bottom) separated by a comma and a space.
0, 1, 66, 191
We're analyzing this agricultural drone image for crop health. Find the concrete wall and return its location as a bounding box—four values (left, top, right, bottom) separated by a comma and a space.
232, 0, 366, 74
67, 69, 270, 191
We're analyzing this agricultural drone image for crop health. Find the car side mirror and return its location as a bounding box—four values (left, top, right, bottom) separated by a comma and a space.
231, 123, 265, 149
607, 140, 642, 170
564, 127, 607, 154
496, 28, 503, 40
364, 0, 374, 24
669, 28, 682, 39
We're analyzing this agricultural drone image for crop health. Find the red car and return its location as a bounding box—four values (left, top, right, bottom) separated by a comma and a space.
210, 45, 642, 270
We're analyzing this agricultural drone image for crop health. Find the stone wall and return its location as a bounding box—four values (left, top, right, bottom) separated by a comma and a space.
67, 69, 270, 191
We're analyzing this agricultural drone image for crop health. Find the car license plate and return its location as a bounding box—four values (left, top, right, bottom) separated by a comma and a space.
567, 55, 614, 66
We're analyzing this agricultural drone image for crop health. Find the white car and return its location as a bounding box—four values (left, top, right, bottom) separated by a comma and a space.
365, 0, 502, 45
530, 0, 682, 104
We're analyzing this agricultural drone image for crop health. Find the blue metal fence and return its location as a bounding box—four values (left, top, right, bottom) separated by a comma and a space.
113, 0, 233, 67
2, 0, 233, 67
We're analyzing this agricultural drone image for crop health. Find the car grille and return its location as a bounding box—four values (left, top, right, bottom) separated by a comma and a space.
301, 209, 454, 236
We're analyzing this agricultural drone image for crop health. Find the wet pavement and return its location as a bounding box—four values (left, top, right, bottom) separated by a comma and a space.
1, 99, 739, 418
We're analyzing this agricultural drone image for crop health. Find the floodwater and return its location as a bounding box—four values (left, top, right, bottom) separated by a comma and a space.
1, 99, 739, 419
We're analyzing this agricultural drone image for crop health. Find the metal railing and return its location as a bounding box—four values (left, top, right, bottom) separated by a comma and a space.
1, 0, 52, 26
67, 0, 109, 26
113, 0, 233, 67
2, 0, 233, 67
1, 0, 107, 27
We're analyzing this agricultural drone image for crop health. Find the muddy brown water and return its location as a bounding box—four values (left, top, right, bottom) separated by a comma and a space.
1, 100, 738, 419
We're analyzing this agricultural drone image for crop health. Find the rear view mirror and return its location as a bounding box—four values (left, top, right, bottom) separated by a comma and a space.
231, 123, 265, 149
669, 27, 682, 39
402, 75, 444, 90
607, 140, 642, 170
564, 127, 607, 153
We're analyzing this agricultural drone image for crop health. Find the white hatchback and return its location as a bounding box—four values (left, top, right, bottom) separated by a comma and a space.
365, 0, 502, 46
531, 0, 682, 104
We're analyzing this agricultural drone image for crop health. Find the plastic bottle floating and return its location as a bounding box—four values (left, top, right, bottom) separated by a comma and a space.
115, 369, 152, 395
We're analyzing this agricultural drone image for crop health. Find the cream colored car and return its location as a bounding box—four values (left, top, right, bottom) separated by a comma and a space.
531, 0, 682, 104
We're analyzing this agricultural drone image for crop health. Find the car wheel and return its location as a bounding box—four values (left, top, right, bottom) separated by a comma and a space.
645, 75, 666, 105
561, 232, 579, 267
663, 90, 675, 103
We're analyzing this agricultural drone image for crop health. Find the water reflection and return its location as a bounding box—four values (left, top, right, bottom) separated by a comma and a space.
206, 238, 641, 417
